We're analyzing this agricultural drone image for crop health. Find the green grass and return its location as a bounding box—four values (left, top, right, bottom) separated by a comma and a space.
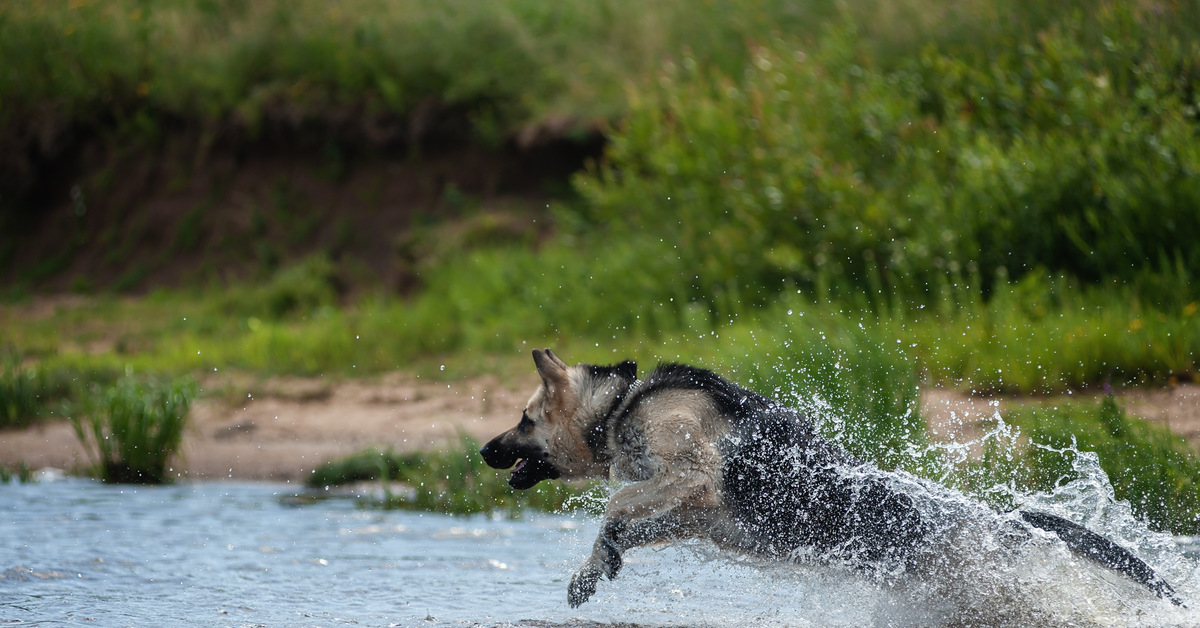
0, 0, 839, 167
8, 1, 1194, 197
0, 463, 35, 484
575, 3, 1200, 318
887, 272, 1200, 393
0, 352, 118, 429
71, 376, 196, 483
2, 256, 1195, 402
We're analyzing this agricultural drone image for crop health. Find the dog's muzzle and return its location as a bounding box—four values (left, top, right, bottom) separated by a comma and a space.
479, 437, 561, 490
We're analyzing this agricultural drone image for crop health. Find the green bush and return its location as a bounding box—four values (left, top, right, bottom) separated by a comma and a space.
575, 4, 1200, 316
219, 254, 339, 321
71, 377, 196, 484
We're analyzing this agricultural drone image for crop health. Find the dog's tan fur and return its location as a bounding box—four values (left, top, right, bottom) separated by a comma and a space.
482, 350, 740, 605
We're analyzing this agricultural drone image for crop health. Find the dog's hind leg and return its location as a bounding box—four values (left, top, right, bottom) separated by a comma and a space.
1020, 510, 1184, 606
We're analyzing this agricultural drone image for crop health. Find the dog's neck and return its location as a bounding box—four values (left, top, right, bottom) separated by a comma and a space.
583, 379, 636, 466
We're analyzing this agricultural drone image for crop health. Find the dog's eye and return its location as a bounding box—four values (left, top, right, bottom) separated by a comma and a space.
518, 412, 535, 433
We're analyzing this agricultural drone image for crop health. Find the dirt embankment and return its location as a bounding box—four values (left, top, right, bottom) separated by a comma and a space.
3, 374, 1198, 483
2, 129, 603, 295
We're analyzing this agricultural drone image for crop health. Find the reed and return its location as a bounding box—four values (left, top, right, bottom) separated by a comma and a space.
71, 377, 196, 484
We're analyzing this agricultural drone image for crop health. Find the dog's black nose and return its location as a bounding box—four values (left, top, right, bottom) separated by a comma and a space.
479, 438, 517, 469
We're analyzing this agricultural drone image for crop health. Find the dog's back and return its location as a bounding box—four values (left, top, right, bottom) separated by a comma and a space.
624, 363, 931, 568
720, 386, 930, 567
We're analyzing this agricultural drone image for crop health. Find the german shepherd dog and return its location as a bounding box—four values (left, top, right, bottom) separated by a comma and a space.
480, 349, 1182, 608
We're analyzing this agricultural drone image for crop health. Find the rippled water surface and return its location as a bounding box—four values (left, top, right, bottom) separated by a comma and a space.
4, 478, 1200, 627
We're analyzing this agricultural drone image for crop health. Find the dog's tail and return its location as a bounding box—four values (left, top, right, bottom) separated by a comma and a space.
1020, 510, 1184, 606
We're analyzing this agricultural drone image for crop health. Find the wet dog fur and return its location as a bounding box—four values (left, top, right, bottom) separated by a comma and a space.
480, 349, 1182, 608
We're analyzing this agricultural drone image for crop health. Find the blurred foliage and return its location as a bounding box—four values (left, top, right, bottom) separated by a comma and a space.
219, 253, 339, 321
0, 0, 843, 164
306, 434, 605, 517
71, 376, 196, 483
576, 3, 1200, 315
0, 462, 35, 484
0, 351, 118, 428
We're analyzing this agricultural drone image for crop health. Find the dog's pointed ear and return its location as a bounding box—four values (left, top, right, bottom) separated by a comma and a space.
544, 349, 569, 370
616, 360, 637, 381
533, 348, 569, 392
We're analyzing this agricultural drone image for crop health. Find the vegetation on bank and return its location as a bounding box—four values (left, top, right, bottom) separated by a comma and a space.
70, 376, 195, 483
3, 0, 1094, 163
2, 1, 1199, 528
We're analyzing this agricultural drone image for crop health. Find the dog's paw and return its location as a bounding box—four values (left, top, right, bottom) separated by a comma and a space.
568, 566, 602, 608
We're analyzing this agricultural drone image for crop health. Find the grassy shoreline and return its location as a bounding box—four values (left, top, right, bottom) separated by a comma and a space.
3, 1, 1199, 530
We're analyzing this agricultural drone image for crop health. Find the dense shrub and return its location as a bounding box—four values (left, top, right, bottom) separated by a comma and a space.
575, 5, 1200, 315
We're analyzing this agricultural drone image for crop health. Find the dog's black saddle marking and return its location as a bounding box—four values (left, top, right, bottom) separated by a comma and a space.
1019, 510, 1184, 606
722, 398, 931, 568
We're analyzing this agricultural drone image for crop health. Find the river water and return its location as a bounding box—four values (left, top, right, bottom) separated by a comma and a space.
3, 476, 1200, 627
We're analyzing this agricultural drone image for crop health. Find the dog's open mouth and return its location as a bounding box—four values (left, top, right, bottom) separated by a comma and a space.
508, 457, 561, 490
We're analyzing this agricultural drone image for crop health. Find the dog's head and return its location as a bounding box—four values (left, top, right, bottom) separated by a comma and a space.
480, 348, 636, 489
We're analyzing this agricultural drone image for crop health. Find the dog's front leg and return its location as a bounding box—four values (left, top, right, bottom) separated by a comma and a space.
568, 517, 635, 608
568, 475, 716, 607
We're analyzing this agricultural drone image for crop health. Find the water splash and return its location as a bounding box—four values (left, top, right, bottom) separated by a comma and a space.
853, 405, 1199, 625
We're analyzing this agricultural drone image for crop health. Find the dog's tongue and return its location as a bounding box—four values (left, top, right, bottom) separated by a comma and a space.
512, 459, 528, 475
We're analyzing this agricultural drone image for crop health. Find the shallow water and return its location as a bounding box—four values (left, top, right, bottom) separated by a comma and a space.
3, 478, 1199, 627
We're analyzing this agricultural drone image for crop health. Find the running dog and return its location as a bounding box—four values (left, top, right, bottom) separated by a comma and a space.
479, 349, 1181, 607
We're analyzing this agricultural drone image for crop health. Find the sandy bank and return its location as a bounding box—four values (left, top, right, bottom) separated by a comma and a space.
2, 373, 1197, 483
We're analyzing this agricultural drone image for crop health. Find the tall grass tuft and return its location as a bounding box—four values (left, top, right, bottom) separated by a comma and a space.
0, 358, 43, 429
0, 355, 90, 429
71, 377, 196, 484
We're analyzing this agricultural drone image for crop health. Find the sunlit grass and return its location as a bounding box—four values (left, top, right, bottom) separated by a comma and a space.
887, 273, 1200, 394
2, 255, 1196, 401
